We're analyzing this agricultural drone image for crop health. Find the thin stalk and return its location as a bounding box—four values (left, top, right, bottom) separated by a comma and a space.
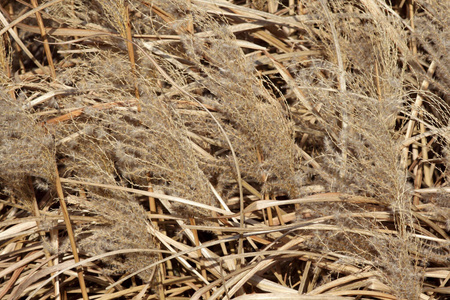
402, 60, 437, 168
125, 3, 141, 112
30, 0, 56, 79
190, 218, 210, 299
54, 165, 89, 300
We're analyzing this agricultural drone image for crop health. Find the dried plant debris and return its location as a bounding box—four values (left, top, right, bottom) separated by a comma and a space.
0, 0, 449, 299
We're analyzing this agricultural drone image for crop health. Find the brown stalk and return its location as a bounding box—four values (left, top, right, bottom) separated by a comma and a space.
420, 117, 432, 187
145, 3, 188, 35
44, 100, 138, 124
298, 260, 311, 293
27, 177, 58, 296
267, 0, 279, 14
30, 0, 55, 79
288, 0, 294, 15
147, 176, 158, 228
185, 0, 194, 34
190, 218, 210, 299
266, 194, 273, 226
13, 23, 116, 37
256, 147, 272, 226
274, 204, 285, 226
54, 165, 89, 300
125, 3, 141, 112
252, 30, 291, 53
402, 61, 437, 169
146, 176, 165, 299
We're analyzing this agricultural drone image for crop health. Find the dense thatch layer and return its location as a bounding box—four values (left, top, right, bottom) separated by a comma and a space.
0, 0, 449, 299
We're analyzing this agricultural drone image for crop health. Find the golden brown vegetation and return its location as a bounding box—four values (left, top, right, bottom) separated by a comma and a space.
0, 0, 449, 299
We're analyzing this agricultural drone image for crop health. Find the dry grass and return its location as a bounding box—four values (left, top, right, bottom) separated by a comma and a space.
0, 0, 449, 299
